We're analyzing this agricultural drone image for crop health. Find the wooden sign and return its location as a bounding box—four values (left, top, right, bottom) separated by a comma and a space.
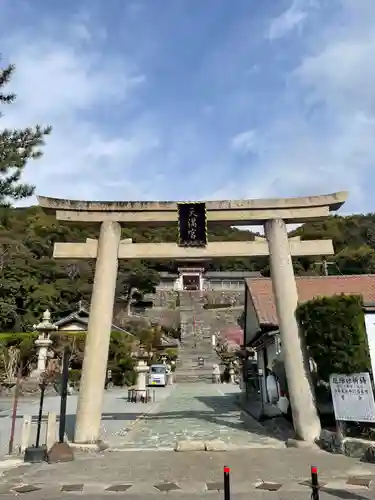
178, 202, 207, 247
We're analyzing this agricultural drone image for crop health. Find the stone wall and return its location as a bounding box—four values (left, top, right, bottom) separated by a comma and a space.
145, 290, 245, 308
113, 305, 180, 329
318, 429, 375, 462
203, 290, 244, 306
201, 307, 243, 335
114, 302, 243, 333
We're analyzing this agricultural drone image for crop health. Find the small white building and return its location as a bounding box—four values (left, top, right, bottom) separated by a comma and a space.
157, 261, 260, 292
243, 275, 375, 408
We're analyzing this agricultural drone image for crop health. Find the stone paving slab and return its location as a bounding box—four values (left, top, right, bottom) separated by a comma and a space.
1, 450, 375, 499
0, 388, 173, 457
115, 383, 283, 450
0, 491, 373, 500
2, 449, 375, 491
1, 478, 374, 498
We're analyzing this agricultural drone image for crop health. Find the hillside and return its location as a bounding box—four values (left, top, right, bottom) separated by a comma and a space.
1, 206, 375, 331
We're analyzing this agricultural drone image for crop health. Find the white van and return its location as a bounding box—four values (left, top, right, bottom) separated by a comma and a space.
148, 364, 167, 387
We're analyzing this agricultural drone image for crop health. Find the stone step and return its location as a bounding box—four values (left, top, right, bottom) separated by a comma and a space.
174, 374, 213, 383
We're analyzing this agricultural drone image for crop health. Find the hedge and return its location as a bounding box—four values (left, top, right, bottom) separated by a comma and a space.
0, 330, 127, 341
203, 303, 232, 309
296, 294, 370, 382
0, 330, 136, 383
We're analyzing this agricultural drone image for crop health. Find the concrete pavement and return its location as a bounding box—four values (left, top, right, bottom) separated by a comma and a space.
0, 448, 374, 499
0, 383, 374, 499
115, 383, 283, 450
0, 492, 372, 500
0, 386, 173, 456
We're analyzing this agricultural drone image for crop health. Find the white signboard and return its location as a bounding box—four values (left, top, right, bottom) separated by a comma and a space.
329, 373, 375, 423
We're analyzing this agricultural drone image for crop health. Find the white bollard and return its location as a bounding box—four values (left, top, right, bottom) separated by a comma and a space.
20, 415, 32, 454
45, 412, 57, 451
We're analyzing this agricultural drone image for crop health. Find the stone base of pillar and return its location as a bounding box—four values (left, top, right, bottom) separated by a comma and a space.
47, 442, 74, 463
69, 440, 108, 451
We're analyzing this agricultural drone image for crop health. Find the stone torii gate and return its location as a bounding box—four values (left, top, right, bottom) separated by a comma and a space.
38, 191, 347, 444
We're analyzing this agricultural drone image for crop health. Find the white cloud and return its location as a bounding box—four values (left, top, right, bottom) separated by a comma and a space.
1, 0, 374, 215
296, 34, 375, 113
231, 130, 257, 155
245, 0, 375, 213
267, 0, 309, 41
0, 29, 157, 202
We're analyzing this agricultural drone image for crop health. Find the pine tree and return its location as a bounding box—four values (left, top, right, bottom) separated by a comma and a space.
0, 57, 51, 206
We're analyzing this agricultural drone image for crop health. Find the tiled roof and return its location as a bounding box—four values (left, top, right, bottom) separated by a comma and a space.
220, 325, 243, 346
54, 308, 134, 336
246, 275, 375, 326
205, 271, 261, 279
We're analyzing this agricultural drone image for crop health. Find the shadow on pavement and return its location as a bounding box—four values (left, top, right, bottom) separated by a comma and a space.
64, 412, 144, 441
126, 393, 279, 440
322, 487, 372, 500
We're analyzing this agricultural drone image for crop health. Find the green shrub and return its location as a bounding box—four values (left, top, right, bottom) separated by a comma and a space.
123, 369, 137, 387
296, 294, 370, 382
163, 348, 178, 361
68, 369, 81, 384
110, 368, 124, 386
0, 330, 137, 381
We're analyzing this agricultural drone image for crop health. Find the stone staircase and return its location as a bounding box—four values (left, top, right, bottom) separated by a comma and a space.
175, 291, 220, 383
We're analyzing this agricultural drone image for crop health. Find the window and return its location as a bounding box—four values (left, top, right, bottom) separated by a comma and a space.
150, 366, 166, 374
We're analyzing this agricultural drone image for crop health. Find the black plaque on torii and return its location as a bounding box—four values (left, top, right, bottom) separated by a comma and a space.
178, 202, 207, 247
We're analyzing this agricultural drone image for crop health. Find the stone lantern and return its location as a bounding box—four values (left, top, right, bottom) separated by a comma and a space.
133, 345, 152, 398
229, 364, 236, 384
33, 310, 57, 375
160, 355, 167, 365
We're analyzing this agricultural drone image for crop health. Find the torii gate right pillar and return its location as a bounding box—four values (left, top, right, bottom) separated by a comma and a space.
265, 219, 320, 441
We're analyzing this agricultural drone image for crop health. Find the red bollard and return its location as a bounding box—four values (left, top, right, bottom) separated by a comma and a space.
223, 466, 230, 500
311, 465, 319, 500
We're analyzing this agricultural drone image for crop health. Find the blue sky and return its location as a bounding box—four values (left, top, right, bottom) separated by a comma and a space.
1, 0, 374, 214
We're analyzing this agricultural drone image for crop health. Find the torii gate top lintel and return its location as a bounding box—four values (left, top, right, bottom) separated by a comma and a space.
37, 191, 348, 225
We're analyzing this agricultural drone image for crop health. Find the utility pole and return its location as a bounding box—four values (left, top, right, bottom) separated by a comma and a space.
322, 259, 328, 276
314, 258, 334, 276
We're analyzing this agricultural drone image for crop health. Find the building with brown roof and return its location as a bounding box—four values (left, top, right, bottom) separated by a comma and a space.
244, 274, 375, 346
243, 274, 375, 410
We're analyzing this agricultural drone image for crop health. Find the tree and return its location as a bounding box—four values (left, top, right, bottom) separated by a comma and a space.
334, 246, 375, 275
0, 58, 51, 206
4, 205, 375, 331
116, 262, 160, 312
296, 294, 370, 382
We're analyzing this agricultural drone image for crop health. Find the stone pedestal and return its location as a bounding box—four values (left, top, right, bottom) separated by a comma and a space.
212, 364, 220, 384
34, 336, 53, 373
135, 359, 149, 397
31, 310, 57, 379
265, 218, 321, 442
229, 367, 235, 384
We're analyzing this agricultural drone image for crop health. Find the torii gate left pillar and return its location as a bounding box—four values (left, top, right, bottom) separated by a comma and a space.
74, 221, 121, 443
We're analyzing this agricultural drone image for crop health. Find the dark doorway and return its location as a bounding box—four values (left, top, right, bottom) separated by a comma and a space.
182, 274, 200, 290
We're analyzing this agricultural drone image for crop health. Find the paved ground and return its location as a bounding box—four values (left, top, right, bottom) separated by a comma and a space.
0, 387, 173, 456
0, 448, 374, 499
0, 383, 374, 499
115, 383, 283, 450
